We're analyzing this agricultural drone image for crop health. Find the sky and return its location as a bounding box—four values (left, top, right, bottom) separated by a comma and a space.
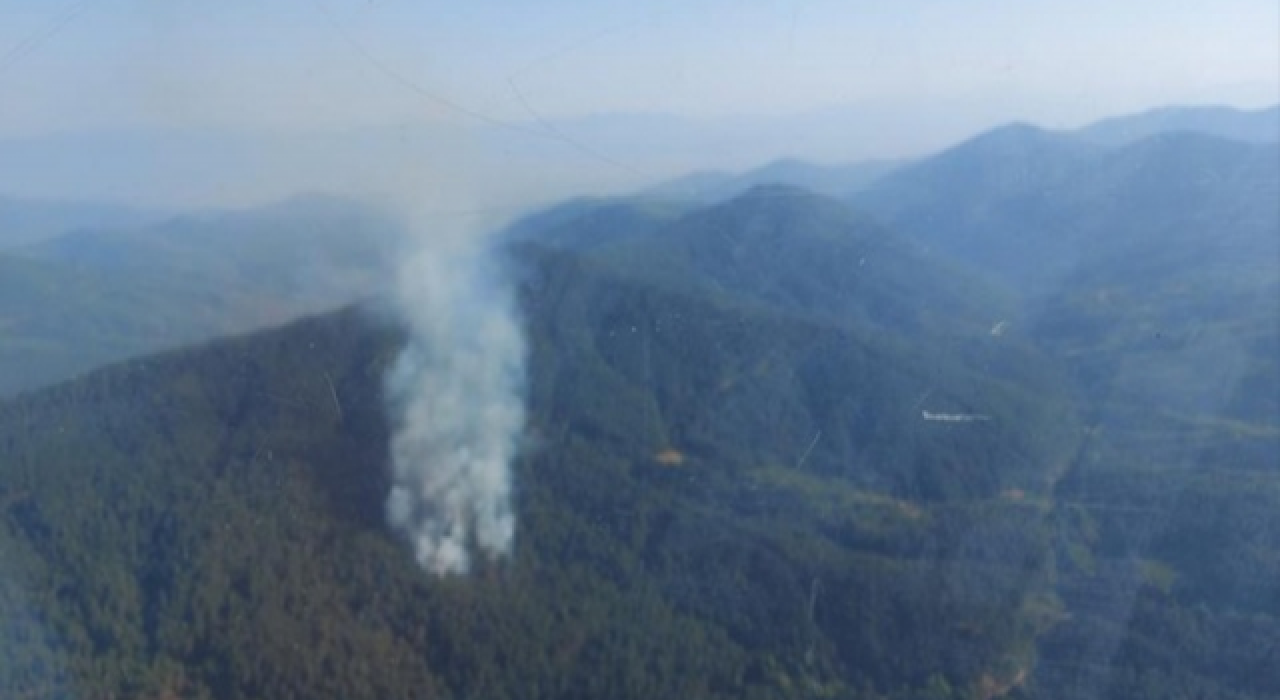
0, 0, 1275, 207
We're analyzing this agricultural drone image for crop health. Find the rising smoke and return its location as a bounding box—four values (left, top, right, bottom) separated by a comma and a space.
383, 235, 526, 576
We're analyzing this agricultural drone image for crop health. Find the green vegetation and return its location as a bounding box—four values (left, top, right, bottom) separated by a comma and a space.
0, 116, 1276, 698
865, 125, 1280, 699
0, 194, 1081, 697
0, 194, 404, 397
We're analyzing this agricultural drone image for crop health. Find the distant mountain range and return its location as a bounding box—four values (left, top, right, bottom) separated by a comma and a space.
853, 124, 1278, 295
0, 194, 161, 250
503, 102, 1276, 253
0, 102, 1271, 210
0, 103, 1276, 698
1073, 104, 1279, 146
643, 158, 903, 203
0, 194, 405, 396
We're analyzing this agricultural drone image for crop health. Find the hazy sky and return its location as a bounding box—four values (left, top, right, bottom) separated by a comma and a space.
1, 0, 1275, 135
0, 1, 1275, 208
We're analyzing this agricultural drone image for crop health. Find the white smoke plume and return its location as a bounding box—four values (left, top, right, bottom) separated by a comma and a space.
383, 235, 525, 576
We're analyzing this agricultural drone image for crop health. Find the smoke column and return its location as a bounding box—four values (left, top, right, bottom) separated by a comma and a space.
383, 236, 525, 576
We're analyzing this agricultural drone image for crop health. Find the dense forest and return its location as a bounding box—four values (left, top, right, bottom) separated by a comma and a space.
0, 107, 1277, 699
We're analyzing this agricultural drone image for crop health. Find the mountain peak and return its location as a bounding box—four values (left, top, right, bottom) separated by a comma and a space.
711, 183, 869, 232
958, 120, 1087, 156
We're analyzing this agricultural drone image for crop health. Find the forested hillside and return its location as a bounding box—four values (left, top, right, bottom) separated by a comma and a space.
0, 105, 1276, 699
0, 189, 1083, 699
849, 117, 1280, 699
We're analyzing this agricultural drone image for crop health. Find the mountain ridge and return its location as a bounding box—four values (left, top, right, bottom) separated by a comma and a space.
0, 194, 406, 397
0, 101, 1276, 699
0, 187, 1084, 698
1074, 103, 1279, 146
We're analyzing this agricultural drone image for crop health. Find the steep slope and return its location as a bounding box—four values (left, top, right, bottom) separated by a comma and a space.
855, 128, 1276, 294
594, 185, 1017, 343
957, 132, 1280, 429
502, 161, 902, 258
522, 244, 1075, 501
1021, 139, 1280, 700
851, 124, 1108, 293
0, 219, 1080, 699
1028, 136, 1279, 420
851, 119, 1280, 699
